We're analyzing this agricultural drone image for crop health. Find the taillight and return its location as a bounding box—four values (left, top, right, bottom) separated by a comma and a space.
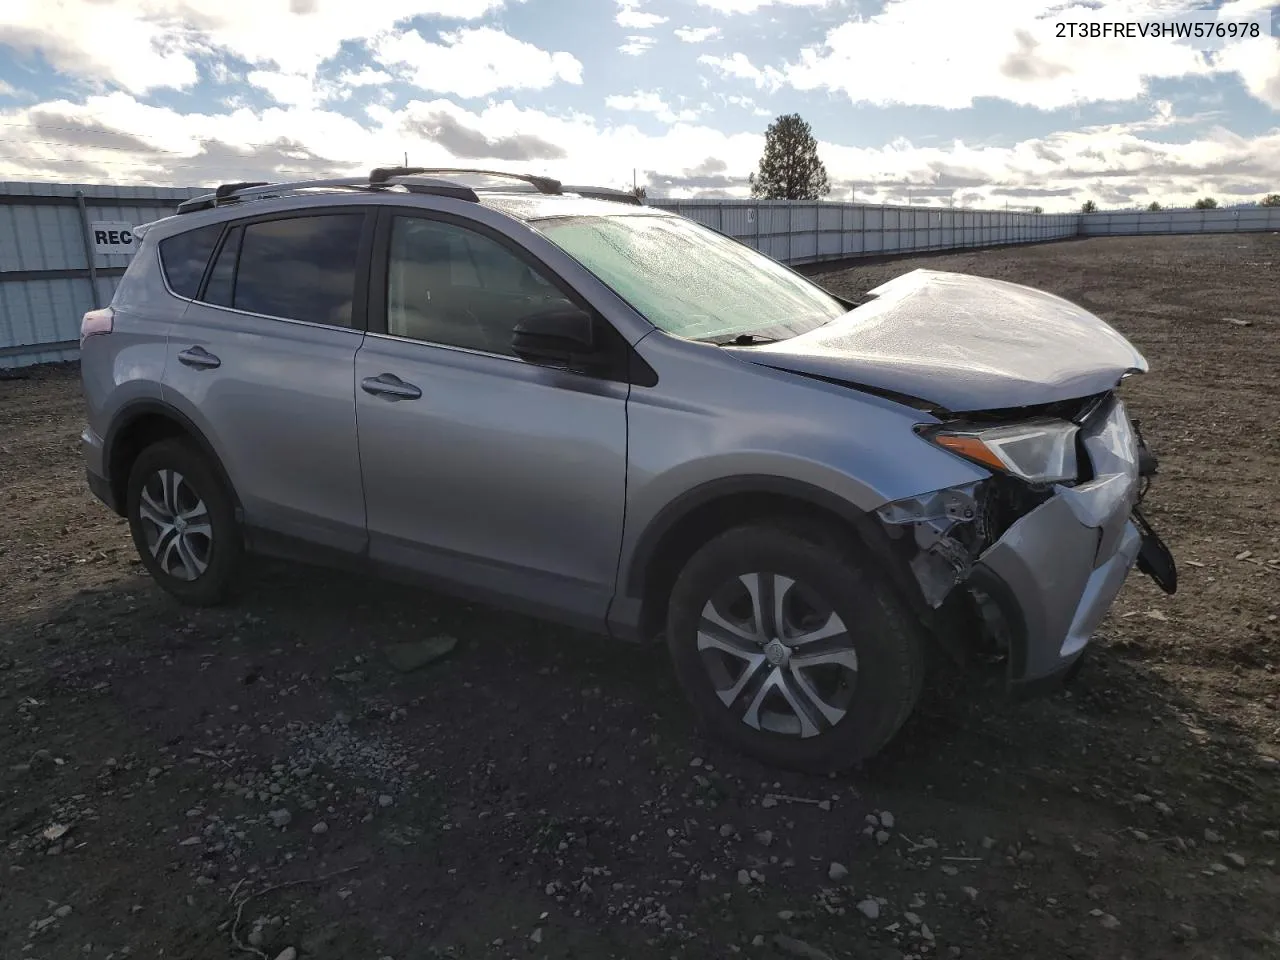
80, 307, 114, 346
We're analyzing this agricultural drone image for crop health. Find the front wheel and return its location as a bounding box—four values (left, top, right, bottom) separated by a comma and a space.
125, 439, 242, 606
665, 522, 924, 772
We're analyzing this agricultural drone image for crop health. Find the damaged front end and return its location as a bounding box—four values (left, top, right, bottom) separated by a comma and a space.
875, 392, 1176, 689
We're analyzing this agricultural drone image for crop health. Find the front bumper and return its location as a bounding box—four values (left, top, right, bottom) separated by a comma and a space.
973, 497, 1143, 685
971, 396, 1169, 686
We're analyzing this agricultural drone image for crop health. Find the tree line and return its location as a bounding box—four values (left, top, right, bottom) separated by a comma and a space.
736, 113, 1280, 212
1083, 195, 1280, 212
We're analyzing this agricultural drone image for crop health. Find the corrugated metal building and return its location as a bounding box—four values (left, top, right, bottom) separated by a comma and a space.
0, 182, 203, 368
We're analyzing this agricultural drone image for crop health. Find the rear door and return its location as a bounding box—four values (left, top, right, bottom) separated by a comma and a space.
161, 209, 374, 553
353, 210, 629, 628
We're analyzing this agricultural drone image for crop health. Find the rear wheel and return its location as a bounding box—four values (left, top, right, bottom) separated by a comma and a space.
125, 439, 241, 606
665, 522, 924, 772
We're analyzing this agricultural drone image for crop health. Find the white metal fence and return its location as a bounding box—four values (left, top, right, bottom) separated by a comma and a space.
1080, 205, 1280, 236
646, 199, 1078, 264
3, 179, 1278, 370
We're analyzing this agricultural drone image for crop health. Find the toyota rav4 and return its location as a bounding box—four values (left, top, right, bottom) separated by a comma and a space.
79, 167, 1177, 771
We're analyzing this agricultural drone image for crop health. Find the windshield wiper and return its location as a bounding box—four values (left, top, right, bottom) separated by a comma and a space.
699, 333, 780, 346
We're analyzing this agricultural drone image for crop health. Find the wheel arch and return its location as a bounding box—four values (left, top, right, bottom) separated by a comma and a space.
104, 400, 243, 522
616, 475, 931, 643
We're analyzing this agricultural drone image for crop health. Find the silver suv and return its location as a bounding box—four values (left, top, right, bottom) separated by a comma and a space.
80, 167, 1176, 771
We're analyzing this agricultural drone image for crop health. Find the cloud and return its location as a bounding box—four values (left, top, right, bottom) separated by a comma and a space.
0, 0, 509, 95
619, 35, 658, 55
695, 0, 830, 13
247, 71, 321, 109
605, 91, 701, 123
0, 80, 19, 97
372, 27, 583, 98
335, 68, 393, 88
719, 93, 773, 116
4, 88, 1278, 212
2, 101, 350, 187
645, 154, 749, 191
616, 2, 668, 28
674, 26, 721, 42
0, 13, 200, 94
925, 164, 992, 189
990, 186, 1080, 198
1215, 35, 1280, 108
775, 0, 1277, 111
152, 137, 342, 188
999, 29, 1071, 82
245, 63, 398, 109
26, 110, 164, 154
699, 52, 784, 89
401, 109, 566, 161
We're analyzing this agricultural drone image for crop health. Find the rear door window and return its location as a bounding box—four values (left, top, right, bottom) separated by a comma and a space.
231, 214, 364, 327
158, 224, 222, 299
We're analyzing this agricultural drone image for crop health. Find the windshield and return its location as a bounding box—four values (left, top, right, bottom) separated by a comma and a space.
534, 214, 849, 342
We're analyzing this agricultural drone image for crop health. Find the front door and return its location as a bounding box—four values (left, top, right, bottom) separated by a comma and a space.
354, 211, 628, 628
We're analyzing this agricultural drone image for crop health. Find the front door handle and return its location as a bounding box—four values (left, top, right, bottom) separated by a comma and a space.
177, 346, 221, 369
361, 373, 422, 401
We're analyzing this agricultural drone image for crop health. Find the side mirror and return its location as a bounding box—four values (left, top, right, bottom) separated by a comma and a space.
511, 305, 597, 368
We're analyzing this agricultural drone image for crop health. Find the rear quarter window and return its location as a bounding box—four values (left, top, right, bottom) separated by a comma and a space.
111, 234, 154, 305
158, 224, 223, 299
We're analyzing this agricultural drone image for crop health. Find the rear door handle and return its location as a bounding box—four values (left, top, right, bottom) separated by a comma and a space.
361, 373, 422, 401
177, 346, 221, 369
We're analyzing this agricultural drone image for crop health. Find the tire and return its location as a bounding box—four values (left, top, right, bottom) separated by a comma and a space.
665, 522, 924, 773
125, 439, 242, 606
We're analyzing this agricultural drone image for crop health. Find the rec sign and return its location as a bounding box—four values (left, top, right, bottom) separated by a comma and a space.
90, 221, 137, 256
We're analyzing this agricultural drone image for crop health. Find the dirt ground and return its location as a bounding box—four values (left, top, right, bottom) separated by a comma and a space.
2, 233, 1278, 960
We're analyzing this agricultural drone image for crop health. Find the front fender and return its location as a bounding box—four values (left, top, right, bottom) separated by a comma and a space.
619, 466, 871, 598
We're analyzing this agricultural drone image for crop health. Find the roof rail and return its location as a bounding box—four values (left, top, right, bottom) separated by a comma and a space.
390, 168, 563, 195
369, 166, 427, 184
175, 170, 482, 215
176, 195, 218, 214
396, 179, 481, 202
215, 181, 269, 199
178, 177, 373, 214
563, 185, 643, 206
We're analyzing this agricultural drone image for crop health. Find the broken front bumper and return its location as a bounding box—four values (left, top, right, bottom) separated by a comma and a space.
973, 490, 1143, 685
882, 395, 1175, 689
976, 397, 1175, 686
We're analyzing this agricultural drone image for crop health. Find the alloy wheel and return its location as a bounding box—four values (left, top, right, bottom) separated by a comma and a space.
137, 469, 213, 582
696, 572, 858, 738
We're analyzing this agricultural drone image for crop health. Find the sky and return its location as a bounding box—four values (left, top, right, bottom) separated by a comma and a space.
0, 0, 1277, 211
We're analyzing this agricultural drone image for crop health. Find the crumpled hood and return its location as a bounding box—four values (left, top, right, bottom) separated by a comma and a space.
728, 268, 1148, 413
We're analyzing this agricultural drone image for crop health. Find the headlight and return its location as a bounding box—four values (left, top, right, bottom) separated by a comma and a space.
920, 418, 1080, 484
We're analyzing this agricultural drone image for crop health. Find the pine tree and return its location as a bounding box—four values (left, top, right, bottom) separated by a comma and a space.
749, 114, 830, 200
